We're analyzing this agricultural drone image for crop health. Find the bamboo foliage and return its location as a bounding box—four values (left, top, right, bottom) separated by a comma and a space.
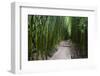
71, 17, 88, 58
28, 15, 88, 60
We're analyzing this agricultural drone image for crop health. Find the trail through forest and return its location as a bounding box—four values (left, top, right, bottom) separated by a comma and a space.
50, 40, 72, 59
28, 15, 88, 60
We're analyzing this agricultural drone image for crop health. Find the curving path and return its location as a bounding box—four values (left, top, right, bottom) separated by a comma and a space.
50, 40, 72, 60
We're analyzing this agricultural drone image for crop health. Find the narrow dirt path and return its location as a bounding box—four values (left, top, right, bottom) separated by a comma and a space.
50, 40, 72, 60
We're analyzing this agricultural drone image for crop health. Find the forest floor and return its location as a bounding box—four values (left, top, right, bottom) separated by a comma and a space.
49, 40, 72, 60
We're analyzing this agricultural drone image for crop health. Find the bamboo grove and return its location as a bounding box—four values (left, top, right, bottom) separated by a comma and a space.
28, 15, 88, 60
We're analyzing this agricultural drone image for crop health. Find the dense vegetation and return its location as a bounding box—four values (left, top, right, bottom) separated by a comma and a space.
28, 15, 88, 60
